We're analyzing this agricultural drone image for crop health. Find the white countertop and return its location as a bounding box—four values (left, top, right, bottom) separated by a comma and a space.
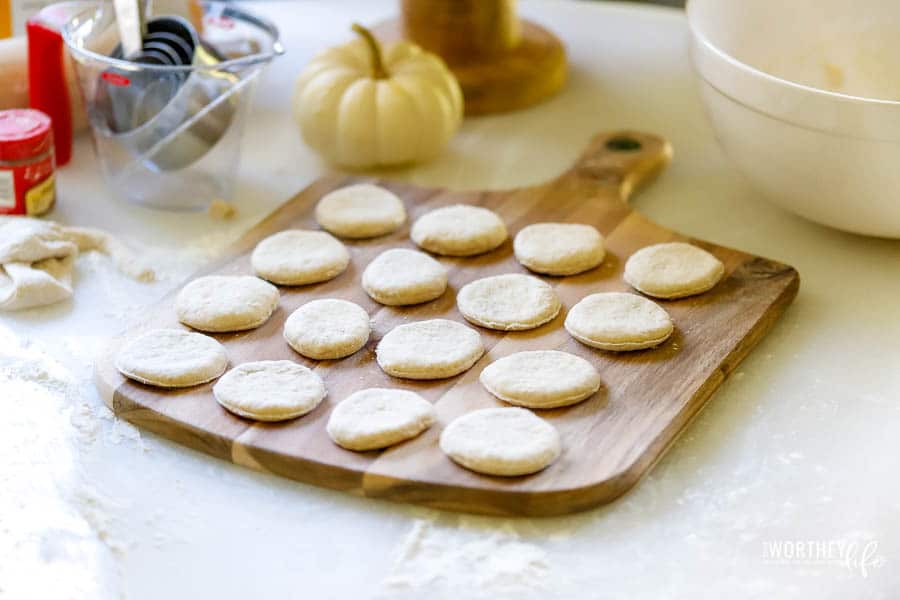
2, 2, 898, 598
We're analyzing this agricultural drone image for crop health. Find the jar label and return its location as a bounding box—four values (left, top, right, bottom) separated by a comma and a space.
25, 173, 55, 215
0, 171, 13, 208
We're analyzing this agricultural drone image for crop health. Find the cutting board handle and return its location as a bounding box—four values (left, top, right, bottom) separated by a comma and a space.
557, 130, 673, 204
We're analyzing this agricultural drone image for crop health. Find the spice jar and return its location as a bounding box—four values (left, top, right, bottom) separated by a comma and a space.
0, 108, 56, 216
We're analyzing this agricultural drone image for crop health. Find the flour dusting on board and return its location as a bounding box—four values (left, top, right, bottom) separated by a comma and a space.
381, 517, 552, 599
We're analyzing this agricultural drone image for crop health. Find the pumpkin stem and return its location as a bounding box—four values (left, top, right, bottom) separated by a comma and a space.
352, 23, 389, 79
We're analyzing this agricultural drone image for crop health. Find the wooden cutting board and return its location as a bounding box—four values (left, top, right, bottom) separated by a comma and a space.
95, 131, 799, 517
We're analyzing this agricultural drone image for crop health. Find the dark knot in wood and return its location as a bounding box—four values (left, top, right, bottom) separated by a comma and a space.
575, 160, 624, 187
734, 257, 796, 280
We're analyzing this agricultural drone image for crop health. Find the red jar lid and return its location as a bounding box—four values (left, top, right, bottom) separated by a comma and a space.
0, 109, 53, 163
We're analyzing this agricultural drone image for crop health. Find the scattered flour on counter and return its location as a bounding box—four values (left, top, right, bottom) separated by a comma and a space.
70, 398, 145, 450
0, 329, 124, 598
75, 248, 195, 324
71, 484, 132, 557
381, 517, 552, 599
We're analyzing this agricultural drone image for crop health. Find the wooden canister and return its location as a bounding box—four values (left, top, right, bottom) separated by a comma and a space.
390, 0, 567, 115
400, 0, 520, 63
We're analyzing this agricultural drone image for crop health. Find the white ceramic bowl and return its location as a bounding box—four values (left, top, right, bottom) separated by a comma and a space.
688, 0, 900, 237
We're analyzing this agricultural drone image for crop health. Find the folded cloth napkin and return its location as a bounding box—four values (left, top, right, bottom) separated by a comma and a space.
0, 217, 154, 311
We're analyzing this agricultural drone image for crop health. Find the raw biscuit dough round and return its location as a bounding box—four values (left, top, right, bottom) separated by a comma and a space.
284, 299, 371, 360
251, 230, 350, 285
439, 407, 561, 476
565, 292, 673, 351
513, 222, 605, 276
116, 328, 228, 388
362, 248, 448, 306
326, 388, 436, 451
315, 183, 406, 239
175, 275, 279, 332
624, 242, 724, 299
213, 360, 325, 421
410, 204, 507, 256
376, 318, 484, 379
457, 273, 561, 331
480, 350, 602, 409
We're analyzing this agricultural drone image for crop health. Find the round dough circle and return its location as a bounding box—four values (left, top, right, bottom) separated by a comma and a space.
251, 230, 350, 286
213, 360, 325, 421
327, 388, 436, 451
376, 319, 484, 380
513, 222, 605, 276
362, 248, 448, 306
116, 328, 228, 388
457, 273, 561, 331
480, 350, 602, 409
624, 242, 724, 299
315, 184, 406, 239
565, 292, 673, 351
410, 204, 507, 256
284, 299, 371, 360
175, 275, 279, 332
439, 407, 561, 476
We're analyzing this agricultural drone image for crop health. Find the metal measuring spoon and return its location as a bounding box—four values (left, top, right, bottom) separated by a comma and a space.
96, 13, 243, 171
99, 15, 196, 133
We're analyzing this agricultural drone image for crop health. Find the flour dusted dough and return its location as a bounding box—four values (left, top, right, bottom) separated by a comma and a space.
513, 223, 605, 276
410, 204, 507, 256
624, 242, 724, 299
362, 248, 447, 306
376, 319, 484, 379
176, 275, 279, 332
116, 328, 228, 387
213, 360, 325, 421
480, 350, 601, 409
315, 184, 406, 239
457, 273, 560, 331
327, 388, 435, 451
0, 217, 154, 311
0, 256, 74, 311
565, 292, 673, 351
0, 217, 77, 263
284, 299, 371, 360
439, 407, 561, 476
251, 230, 350, 285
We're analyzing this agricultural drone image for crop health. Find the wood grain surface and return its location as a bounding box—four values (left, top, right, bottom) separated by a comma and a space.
95, 131, 799, 517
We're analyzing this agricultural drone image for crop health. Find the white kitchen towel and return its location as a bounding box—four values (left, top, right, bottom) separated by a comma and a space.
0, 217, 154, 311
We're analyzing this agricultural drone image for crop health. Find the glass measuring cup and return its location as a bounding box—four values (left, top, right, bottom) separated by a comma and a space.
62, 1, 283, 210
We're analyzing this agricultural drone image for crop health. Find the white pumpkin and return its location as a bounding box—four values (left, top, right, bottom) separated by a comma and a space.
293, 24, 464, 168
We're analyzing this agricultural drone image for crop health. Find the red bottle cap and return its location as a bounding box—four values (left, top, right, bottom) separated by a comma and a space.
0, 109, 54, 163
